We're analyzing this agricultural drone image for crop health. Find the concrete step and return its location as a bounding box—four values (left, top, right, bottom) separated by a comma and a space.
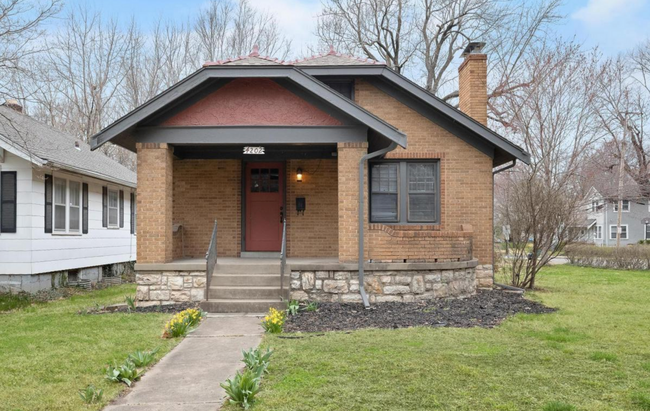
212, 274, 282, 287
201, 299, 286, 313
214, 264, 280, 275
240, 252, 280, 258
209, 286, 282, 300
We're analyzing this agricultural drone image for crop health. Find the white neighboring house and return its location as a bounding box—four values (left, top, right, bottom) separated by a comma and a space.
582, 185, 650, 246
0, 102, 137, 292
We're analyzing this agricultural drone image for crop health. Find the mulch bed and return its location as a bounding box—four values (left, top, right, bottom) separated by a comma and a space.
284, 290, 556, 333
80, 302, 199, 315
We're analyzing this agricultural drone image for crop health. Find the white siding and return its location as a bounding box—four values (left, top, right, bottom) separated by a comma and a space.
0, 152, 136, 275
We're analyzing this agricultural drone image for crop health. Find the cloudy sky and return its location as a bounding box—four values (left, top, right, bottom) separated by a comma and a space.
61, 0, 650, 58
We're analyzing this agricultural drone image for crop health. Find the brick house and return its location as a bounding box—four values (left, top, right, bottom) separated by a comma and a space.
91, 43, 529, 312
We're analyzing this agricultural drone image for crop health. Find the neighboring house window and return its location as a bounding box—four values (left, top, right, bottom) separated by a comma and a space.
595, 225, 602, 239
645, 223, 650, 240
130, 193, 137, 235
53, 177, 82, 233
609, 224, 628, 240
370, 161, 439, 224
107, 188, 119, 228
591, 200, 600, 212
613, 200, 630, 212
0, 171, 17, 233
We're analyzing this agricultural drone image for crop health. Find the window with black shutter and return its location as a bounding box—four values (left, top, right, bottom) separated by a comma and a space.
130, 192, 136, 234
82, 183, 89, 234
119, 190, 124, 228
102, 186, 108, 227
44, 174, 52, 233
0, 171, 17, 233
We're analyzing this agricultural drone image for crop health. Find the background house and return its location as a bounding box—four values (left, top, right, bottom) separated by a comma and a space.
583, 174, 650, 246
0, 102, 137, 292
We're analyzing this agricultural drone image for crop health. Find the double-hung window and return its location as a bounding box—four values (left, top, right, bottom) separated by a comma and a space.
107, 188, 119, 228
53, 177, 82, 233
613, 200, 630, 212
370, 161, 439, 224
609, 224, 628, 240
645, 223, 650, 240
595, 225, 602, 239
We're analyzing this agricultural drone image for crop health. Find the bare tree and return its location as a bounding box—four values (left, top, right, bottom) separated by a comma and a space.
316, 0, 417, 72
316, 0, 560, 105
0, 0, 61, 104
494, 42, 603, 289
592, 47, 649, 198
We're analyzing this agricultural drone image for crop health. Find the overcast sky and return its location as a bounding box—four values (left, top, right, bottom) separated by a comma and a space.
60, 0, 650, 58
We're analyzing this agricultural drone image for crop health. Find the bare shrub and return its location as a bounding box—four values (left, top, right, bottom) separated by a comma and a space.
565, 244, 650, 270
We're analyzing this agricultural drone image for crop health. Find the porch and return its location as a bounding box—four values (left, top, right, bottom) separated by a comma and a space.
135, 255, 481, 312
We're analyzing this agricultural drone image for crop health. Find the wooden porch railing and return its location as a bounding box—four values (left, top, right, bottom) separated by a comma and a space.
205, 220, 218, 299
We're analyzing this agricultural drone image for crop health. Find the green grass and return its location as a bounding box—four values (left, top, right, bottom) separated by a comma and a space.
0, 292, 35, 312
0, 285, 180, 410
238, 266, 650, 411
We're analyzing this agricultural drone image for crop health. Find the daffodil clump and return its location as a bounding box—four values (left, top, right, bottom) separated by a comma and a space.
261, 307, 285, 333
163, 308, 205, 338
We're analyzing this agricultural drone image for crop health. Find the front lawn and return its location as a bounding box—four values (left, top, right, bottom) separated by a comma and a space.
248, 266, 650, 410
0, 285, 180, 410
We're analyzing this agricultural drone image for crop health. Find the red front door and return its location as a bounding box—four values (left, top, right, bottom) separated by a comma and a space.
245, 162, 284, 251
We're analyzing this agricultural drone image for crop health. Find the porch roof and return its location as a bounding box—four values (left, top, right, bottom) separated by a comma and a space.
89, 66, 407, 152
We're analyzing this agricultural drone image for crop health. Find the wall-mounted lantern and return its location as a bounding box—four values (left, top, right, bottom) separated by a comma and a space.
296, 167, 303, 183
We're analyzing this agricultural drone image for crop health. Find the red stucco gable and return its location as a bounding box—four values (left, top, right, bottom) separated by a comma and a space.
162, 78, 342, 127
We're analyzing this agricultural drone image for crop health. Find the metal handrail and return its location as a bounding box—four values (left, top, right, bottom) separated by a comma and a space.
279, 218, 287, 299
205, 220, 218, 299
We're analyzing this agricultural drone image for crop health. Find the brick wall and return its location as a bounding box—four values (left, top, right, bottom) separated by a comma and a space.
458, 54, 488, 125
367, 224, 472, 263
337, 142, 368, 263
354, 79, 494, 267
136, 143, 174, 263
173, 159, 241, 258
286, 159, 338, 257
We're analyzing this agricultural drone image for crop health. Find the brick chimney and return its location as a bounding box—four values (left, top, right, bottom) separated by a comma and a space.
458, 42, 487, 125
3, 99, 23, 113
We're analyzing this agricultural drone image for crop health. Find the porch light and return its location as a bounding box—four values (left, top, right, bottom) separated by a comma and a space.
296, 168, 303, 183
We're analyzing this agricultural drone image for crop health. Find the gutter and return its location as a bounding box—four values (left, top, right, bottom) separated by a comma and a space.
358, 142, 399, 308
492, 159, 517, 289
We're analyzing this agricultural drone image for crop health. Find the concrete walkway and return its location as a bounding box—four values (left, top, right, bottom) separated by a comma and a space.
104, 315, 263, 411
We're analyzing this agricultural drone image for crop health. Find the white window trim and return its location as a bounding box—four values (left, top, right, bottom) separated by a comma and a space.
609, 224, 629, 240
613, 200, 630, 212
107, 187, 120, 228
52, 176, 82, 235
595, 225, 602, 240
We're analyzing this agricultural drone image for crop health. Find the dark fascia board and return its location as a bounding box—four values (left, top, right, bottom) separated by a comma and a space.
90, 65, 406, 151
135, 125, 367, 144
301, 65, 531, 165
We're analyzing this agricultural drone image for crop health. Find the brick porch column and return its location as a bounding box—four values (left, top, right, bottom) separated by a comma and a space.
136, 143, 174, 263
337, 142, 368, 263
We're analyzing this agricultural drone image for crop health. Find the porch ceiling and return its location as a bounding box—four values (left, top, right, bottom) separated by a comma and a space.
89, 66, 407, 152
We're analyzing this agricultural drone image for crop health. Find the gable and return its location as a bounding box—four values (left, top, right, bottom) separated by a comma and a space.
162, 78, 342, 127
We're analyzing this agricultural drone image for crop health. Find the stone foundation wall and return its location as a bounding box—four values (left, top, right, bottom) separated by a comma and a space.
290, 263, 477, 303
135, 270, 206, 303
475, 264, 494, 288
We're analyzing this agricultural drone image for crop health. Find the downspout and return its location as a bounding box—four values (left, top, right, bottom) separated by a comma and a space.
492, 159, 517, 291
358, 141, 399, 308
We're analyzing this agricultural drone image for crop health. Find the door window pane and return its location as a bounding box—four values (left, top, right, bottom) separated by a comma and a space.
269, 168, 279, 192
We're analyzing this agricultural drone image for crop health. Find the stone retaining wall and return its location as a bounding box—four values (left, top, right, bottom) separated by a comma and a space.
135, 270, 206, 303
289, 264, 477, 303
